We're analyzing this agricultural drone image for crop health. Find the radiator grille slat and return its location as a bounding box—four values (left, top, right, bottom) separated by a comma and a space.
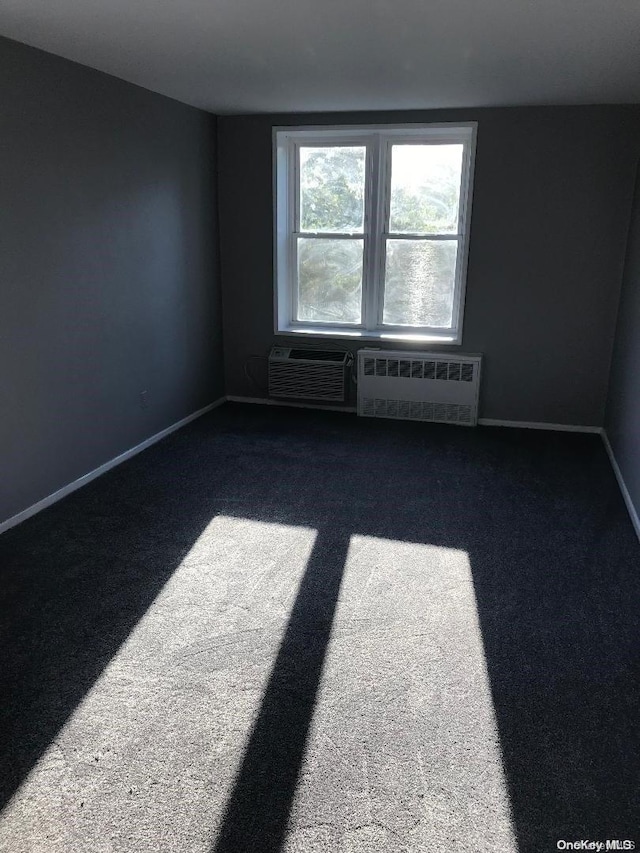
461, 363, 474, 382
435, 362, 448, 381
361, 398, 473, 425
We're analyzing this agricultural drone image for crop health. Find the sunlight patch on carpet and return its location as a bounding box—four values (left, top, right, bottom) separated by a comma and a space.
0, 516, 318, 852
281, 536, 518, 853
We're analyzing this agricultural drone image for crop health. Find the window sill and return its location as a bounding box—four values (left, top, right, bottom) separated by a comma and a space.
276, 326, 461, 345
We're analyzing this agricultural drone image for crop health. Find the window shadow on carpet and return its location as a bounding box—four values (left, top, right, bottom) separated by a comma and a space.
211, 529, 350, 853
207, 503, 639, 852
1, 405, 639, 853
203, 409, 640, 853
0, 430, 220, 811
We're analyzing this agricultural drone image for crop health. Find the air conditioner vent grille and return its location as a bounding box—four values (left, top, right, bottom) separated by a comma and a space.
288, 349, 346, 362
268, 347, 349, 401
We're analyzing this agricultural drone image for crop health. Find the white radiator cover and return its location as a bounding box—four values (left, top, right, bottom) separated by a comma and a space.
357, 349, 482, 426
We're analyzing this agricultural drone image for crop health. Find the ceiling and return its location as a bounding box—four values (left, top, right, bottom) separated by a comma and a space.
1, 0, 639, 114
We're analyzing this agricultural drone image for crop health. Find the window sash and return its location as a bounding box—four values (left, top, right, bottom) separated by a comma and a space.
381, 138, 467, 238
379, 236, 461, 330
293, 234, 367, 327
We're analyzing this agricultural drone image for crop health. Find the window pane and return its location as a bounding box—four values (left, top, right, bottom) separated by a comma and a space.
383, 239, 458, 328
300, 147, 366, 233
297, 238, 363, 324
389, 144, 463, 234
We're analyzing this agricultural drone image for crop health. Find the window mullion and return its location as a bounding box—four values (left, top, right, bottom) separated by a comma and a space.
360, 139, 375, 331
363, 136, 386, 331
289, 140, 299, 326
376, 137, 391, 329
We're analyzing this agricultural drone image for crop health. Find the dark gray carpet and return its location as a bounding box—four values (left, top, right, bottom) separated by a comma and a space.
0, 403, 638, 852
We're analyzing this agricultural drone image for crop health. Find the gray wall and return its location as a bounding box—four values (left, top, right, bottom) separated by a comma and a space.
606, 161, 640, 518
0, 37, 224, 525
218, 107, 640, 424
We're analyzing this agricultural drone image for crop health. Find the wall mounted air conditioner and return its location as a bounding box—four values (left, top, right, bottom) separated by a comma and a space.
268, 347, 350, 402
357, 349, 482, 426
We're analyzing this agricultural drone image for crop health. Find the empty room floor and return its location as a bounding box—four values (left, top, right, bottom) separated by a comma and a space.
0, 403, 638, 853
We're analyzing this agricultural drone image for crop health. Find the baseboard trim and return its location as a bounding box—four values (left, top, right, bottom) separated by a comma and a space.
478, 418, 603, 434
0, 397, 226, 537
601, 431, 640, 543
227, 395, 357, 414
2, 399, 617, 536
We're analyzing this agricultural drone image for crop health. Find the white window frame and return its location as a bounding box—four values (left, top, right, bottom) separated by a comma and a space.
273, 122, 477, 344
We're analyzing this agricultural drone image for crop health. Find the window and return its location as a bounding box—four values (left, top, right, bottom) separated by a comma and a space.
274, 123, 476, 343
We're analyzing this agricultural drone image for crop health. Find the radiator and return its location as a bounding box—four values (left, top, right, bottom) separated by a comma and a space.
268, 346, 350, 402
357, 349, 482, 426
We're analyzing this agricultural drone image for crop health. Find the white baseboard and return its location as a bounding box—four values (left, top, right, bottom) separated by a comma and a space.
7, 397, 630, 543
478, 418, 603, 434
601, 431, 640, 543
0, 397, 226, 537
227, 395, 357, 414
